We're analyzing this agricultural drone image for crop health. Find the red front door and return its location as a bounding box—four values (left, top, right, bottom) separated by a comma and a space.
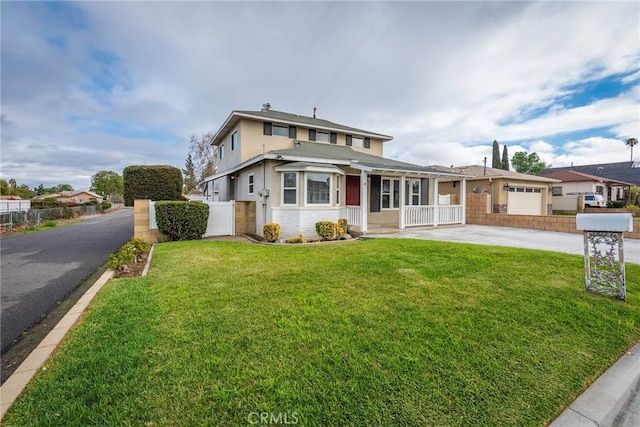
346, 175, 360, 206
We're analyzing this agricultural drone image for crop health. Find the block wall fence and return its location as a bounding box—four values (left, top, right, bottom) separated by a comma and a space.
465, 193, 640, 239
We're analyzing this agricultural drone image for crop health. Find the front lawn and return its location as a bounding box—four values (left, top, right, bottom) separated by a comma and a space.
4, 239, 639, 426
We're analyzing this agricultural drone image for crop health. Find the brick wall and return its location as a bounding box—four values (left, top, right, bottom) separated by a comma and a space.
235, 201, 256, 235
466, 193, 640, 239
133, 199, 159, 243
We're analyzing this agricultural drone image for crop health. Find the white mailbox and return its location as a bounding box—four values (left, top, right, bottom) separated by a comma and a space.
576, 213, 632, 300
576, 213, 633, 232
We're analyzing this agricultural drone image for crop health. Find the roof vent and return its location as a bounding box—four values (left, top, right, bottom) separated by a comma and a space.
261, 102, 271, 111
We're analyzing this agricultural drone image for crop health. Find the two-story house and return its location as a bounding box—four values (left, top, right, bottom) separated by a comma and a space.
201, 108, 467, 239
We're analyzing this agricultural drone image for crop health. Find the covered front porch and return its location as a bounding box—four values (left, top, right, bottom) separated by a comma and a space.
343, 166, 467, 233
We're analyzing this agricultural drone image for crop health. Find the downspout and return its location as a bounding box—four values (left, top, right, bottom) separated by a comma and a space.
262, 144, 267, 227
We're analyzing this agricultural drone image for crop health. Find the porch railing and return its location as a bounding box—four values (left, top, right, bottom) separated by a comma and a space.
346, 206, 361, 226
403, 205, 463, 227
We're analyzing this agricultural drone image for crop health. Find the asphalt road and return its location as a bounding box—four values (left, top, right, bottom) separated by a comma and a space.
0, 208, 133, 353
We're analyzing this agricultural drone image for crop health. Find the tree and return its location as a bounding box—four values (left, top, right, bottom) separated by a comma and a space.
55, 184, 74, 192
182, 153, 198, 193
625, 137, 638, 162
0, 180, 9, 195
90, 170, 124, 200
491, 140, 501, 169
188, 132, 216, 188
13, 185, 35, 199
501, 145, 509, 170
511, 151, 547, 175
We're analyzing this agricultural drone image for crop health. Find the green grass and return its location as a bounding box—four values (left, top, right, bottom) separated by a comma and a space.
4, 239, 639, 426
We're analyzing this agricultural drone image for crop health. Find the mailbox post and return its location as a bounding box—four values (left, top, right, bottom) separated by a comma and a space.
576, 213, 633, 300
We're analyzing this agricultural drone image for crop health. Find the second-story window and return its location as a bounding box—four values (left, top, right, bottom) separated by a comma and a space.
263, 122, 297, 138
231, 131, 238, 150
220, 144, 225, 160
248, 173, 254, 195
346, 135, 371, 148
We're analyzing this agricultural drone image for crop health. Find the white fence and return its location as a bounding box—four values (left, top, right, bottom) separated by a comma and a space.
0, 200, 31, 213
149, 201, 234, 237
404, 205, 464, 227
346, 206, 361, 226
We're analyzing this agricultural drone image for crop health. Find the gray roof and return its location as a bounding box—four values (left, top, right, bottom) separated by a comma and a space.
543, 162, 640, 186
269, 141, 465, 176
211, 109, 393, 146
430, 165, 560, 183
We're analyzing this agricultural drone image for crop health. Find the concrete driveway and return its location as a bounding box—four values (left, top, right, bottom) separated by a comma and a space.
365, 225, 640, 265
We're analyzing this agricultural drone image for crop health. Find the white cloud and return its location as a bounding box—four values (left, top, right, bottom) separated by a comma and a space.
1, 1, 638, 189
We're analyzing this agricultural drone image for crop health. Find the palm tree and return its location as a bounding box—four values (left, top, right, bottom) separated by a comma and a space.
626, 137, 638, 162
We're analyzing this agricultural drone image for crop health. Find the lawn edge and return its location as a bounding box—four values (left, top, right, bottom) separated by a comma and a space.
0, 269, 115, 421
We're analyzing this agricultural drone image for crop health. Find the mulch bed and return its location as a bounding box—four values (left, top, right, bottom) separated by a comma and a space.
113, 252, 150, 278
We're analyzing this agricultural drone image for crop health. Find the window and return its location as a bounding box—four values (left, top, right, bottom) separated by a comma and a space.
306, 173, 331, 204
352, 137, 364, 147
596, 185, 604, 195
219, 144, 225, 160
405, 179, 421, 206
316, 131, 330, 142
264, 122, 296, 138
346, 135, 371, 148
248, 174, 254, 195
551, 186, 562, 196
283, 172, 297, 205
231, 131, 238, 150
381, 178, 400, 209
336, 175, 341, 205
273, 125, 288, 137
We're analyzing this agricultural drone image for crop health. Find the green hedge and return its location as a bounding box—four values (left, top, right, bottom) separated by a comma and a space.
123, 165, 183, 206
155, 202, 209, 241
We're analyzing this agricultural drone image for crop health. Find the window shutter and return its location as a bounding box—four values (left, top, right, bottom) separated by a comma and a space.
370, 175, 381, 212
346, 135, 352, 146
263, 122, 272, 136
289, 126, 297, 139
330, 132, 337, 144
364, 137, 371, 148
309, 129, 316, 141
421, 178, 429, 205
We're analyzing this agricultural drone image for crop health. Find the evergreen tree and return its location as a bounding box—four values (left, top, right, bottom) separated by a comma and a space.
491, 140, 501, 169
501, 145, 509, 170
183, 153, 198, 193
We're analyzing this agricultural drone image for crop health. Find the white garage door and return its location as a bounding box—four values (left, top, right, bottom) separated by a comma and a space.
507, 187, 542, 215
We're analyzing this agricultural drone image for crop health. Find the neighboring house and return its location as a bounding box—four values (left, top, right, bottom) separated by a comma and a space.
540, 169, 633, 200
33, 191, 104, 204
201, 108, 467, 238
542, 162, 640, 201
430, 165, 559, 216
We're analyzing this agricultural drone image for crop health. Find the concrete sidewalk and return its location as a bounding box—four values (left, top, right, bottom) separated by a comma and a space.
365, 225, 640, 264
366, 224, 640, 426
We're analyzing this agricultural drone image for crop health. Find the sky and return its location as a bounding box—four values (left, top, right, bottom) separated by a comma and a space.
2, 1, 639, 191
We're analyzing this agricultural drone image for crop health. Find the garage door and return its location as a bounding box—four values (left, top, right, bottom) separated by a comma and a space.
507, 187, 542, 215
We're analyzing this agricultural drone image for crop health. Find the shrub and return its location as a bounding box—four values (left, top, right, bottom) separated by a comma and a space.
607, 200, 626, 208
101, 201, 112, 211
107, 238, 153, 271
285, 234, 305, 244
624, 204, 639, 210
123, 165, 183, 206
62, 207, 73, 219
337, 218, 347, 237
155, 201, 208, 241
263, 223, 280, 242
316, 221, 341, 241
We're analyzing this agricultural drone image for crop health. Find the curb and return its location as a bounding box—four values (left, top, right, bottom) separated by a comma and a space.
141, 244, 155, 276
0, 269, 115, 421
549, 342, 640, 427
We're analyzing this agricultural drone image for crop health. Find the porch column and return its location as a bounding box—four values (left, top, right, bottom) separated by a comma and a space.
360, 170, 368, 233
461, 179, 467, 225
433, 178, 439, 227
399, 175, 406, 229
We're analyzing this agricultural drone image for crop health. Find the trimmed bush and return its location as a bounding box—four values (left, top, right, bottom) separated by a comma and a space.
285, 234, 305, 244
263, 223, 280, 242
316, 221, 339, 240
155, 201, 209, 241
107, 238, 153, 271
123, 165, 183, 206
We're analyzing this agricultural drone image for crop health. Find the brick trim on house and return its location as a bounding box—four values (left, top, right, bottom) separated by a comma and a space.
466, 193, 639, 239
